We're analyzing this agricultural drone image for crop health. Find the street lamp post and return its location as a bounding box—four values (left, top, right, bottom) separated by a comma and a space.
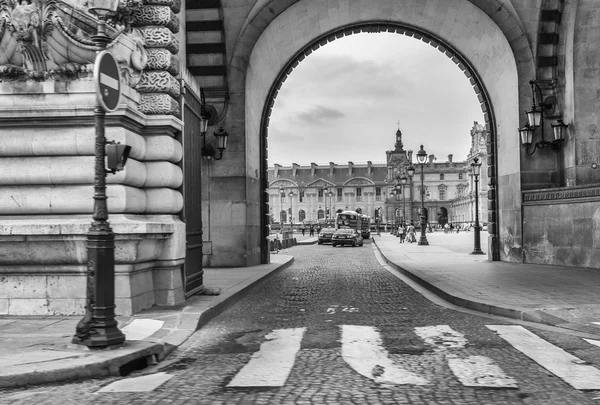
73, 0, 125, 348
288, 190, 294, 231
279, 186, 285, 228
390, 189, 397, 235
407, 165, 415, 224
470, 158, 485, 254
416, 145, 429, 246
400, 175, 408, 227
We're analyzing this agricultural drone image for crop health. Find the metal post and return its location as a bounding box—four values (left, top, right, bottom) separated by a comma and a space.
73, 17, 124, 347
471, 174, 484, 254
418, 164, 429, 246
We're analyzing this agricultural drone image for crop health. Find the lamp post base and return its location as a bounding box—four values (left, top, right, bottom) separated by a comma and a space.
471, 225, 485, 255
418, 237, 429, 246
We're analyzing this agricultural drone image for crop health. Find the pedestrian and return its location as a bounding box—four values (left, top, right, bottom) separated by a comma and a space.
301, 225, 306, 236
316, 225, 321, 235
309, 226, 314, 237
406, 223, 416, 243
398, 223, 405, 243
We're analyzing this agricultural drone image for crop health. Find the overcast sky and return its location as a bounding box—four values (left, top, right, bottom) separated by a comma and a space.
267, 32, 484, 166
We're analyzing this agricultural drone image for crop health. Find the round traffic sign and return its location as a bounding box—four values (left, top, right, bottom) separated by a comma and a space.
94, 51, 121, 112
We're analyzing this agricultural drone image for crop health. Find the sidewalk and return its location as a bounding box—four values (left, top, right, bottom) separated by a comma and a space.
372, 232, 600, 336
0, 254, 294, 389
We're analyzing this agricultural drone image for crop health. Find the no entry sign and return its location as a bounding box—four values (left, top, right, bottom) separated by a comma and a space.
94, 51, 121, 112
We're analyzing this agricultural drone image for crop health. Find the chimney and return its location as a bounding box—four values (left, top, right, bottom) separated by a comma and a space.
348, 161, 354, 176
428, 154, 435, 164
311, 162, 317, 176
367, 161, 373, 175
447, 154, 453, 163
274, 163, 281, 177
292, 163, 299, 177
329, 162, 335, 176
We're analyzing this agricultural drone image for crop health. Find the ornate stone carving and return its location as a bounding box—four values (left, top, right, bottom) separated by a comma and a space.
138, 70, 179, 98
146, 48, 179, 76
132, 5, 179, 33
0, 0, 147, 84
139, 93, 180, 116
139, 26, 178, 52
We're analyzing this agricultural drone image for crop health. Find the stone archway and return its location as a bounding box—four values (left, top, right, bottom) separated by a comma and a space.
217, 0, 537, 266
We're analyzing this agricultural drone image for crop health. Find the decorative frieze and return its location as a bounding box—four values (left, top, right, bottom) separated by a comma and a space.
522, 185, 600, 203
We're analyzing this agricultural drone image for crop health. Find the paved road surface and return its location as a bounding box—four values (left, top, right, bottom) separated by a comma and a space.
2, 240, 599, 404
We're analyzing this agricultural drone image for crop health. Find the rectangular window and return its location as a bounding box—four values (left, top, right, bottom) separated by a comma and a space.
439, 189, 445, 200
299, 191, 304, 202
459, 172, 464, 180
356, 187, 362, 202
337, 187, 343, 202
440, 173, 444, 180
375, 187, 381, 201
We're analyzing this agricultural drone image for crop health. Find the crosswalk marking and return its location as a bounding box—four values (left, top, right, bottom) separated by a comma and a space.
226, 328, 306, 387
487, 325, 600, 390
340, 325, 429, 385
583, 338, 600, 348
414, 325, 467, 351
416, 325, 517, 388
447, 356, 518, 388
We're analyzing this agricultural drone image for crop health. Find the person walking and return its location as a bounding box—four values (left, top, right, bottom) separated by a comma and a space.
406, 223, 416, 243
398, 223, 405, 243
301, 225, 306, 236
309, 225, 314, 237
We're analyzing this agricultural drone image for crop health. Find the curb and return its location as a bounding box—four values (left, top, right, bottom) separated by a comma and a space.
372, 239, 600, 337
0, 256, 295, 390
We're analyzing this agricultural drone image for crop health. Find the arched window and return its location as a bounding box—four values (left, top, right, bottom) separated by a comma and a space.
280, 211, 287, 223
440, 173, 444, 180
298, 210, 306, 222
318, 209, 324, 219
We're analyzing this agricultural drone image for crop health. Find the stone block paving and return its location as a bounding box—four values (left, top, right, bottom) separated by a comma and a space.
2, 239, 600, 404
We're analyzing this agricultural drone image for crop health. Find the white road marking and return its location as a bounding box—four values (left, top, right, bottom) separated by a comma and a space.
100, 73, 119, 90
341, 325, 429, 385
227, 328, 306, 387
592, 322, 600, 326
121, 319, 164, 341
416, 325, 517, 388
487, 325, 600, 390
583, 338, 600, 348
414, 325, 467, 351
447, 355, 518, 388
97, 372, 173, 392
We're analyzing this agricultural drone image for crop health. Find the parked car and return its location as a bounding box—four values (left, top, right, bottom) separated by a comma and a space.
318, 227, 336, 245
332, 228, 363, 247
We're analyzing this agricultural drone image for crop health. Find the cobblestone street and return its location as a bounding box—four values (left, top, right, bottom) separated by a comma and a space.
2, 241, 599, 404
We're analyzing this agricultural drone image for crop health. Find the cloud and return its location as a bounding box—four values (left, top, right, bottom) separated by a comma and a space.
296, 105, 345, 124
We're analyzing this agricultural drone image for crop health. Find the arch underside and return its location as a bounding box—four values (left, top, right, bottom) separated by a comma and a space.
240, 0, 529, 263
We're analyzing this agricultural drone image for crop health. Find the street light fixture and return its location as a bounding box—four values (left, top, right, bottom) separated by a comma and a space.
416, 145, 429, 246
518, 80, 568, 155
470, 158, 485, 255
